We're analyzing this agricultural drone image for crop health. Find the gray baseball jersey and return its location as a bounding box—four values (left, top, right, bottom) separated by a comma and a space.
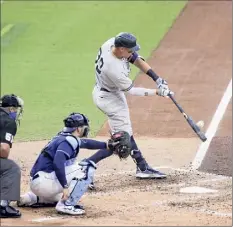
93, 37, 134, 135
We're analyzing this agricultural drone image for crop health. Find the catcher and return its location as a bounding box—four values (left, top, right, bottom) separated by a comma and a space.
18, 112, 131, 215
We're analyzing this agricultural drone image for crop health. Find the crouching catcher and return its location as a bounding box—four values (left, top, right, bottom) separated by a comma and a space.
18, 112, 131, 215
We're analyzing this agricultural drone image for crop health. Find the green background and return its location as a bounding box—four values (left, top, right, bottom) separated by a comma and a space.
1, 1, 186, 141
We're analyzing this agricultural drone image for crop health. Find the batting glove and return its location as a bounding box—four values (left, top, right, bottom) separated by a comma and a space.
156, 78, 174, 97
156, 78, 169, 90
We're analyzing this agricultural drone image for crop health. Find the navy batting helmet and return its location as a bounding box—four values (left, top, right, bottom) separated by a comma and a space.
63, 112, 89, 137
114, 32, 140, 52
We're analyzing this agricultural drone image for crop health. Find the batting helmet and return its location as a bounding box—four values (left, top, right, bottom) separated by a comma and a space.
63, 112, 90, 137
114, 32, 140, 52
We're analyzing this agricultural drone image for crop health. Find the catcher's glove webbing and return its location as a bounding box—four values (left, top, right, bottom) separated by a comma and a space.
108, 131, 132, 159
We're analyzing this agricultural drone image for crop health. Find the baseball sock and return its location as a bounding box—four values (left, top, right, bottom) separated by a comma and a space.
87, 149, 113, 164
130, 136, 148, 170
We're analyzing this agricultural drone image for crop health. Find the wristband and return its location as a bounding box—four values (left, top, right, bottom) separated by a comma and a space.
146, 69, 159, 82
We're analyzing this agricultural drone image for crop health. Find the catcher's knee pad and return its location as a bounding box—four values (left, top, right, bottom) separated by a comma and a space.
65, 159, 96, 206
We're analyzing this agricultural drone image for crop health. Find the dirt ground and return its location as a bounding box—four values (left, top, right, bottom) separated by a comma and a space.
1, 1, 232, 226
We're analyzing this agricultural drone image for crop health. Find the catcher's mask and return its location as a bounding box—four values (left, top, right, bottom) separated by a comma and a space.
0, 94, 24, 125
63, 112, 90, 137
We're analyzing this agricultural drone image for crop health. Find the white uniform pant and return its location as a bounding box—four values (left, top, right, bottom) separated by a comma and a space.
93, 85, 133, 136
30, 159, 85, 203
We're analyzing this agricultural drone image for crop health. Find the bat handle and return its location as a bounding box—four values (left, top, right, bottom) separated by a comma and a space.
168, 94, 184, 113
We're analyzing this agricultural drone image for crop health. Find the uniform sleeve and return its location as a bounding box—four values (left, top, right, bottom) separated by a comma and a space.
0, 121, 17, 148
53, 151, 69, 188
80, 139, 107, 150
107, 64, 133, 92
53, 141, 77, 188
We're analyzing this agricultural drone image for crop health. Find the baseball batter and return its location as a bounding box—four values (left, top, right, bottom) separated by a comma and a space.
87, 32, 174, 179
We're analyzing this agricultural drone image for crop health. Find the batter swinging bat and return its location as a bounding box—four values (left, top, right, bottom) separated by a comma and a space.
168, 94, 207, 142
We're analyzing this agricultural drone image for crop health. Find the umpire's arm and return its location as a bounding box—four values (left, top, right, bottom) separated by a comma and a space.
0, 143, 10, 158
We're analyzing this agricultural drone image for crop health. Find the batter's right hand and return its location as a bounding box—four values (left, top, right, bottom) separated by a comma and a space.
157, 88, 174, 97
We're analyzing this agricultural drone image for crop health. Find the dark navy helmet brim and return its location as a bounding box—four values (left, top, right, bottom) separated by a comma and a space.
130, 44, 140, 52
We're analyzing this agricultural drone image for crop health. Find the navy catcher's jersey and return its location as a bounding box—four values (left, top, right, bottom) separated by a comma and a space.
30, 132, 80, 176
30, 132, 107, 187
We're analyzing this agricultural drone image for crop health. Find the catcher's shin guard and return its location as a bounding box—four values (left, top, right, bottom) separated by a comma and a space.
65, 160, 96, 206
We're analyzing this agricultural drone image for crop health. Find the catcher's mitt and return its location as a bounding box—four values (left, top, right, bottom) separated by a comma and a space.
107, 131, 132, 159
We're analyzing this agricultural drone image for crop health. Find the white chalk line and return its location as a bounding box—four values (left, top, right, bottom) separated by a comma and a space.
31, 216, 60, 223
192, 79, 232, 169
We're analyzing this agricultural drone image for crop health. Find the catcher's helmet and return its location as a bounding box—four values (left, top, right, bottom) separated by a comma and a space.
0, 94, 23, 108
63, 112, 89, 136
114, 32, 140, 52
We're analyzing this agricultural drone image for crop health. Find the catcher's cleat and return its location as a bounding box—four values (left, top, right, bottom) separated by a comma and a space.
17, 192, 38, 207
88, 181, 95, 190
17, 193, 56, 208
136, 166, 167, 179
56, 201, 85, 215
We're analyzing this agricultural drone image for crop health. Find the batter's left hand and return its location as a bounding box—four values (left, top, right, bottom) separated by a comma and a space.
156, 78, 169, 90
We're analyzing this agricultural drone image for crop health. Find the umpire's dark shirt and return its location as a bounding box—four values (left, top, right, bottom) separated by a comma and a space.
0, 108, 17, 149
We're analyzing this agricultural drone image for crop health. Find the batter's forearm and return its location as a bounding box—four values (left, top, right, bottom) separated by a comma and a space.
134, 58, 151, 73
134, 58, 160, 82
127, 87, 157, 96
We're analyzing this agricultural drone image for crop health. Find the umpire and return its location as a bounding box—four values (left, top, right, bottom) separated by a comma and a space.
0, 94, 24, 218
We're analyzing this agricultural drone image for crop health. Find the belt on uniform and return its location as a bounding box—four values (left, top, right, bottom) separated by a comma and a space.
100, 87, 110, 92
32, 174, 39, 180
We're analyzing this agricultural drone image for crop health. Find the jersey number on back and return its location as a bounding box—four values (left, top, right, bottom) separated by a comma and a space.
95, 48, 104, 74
